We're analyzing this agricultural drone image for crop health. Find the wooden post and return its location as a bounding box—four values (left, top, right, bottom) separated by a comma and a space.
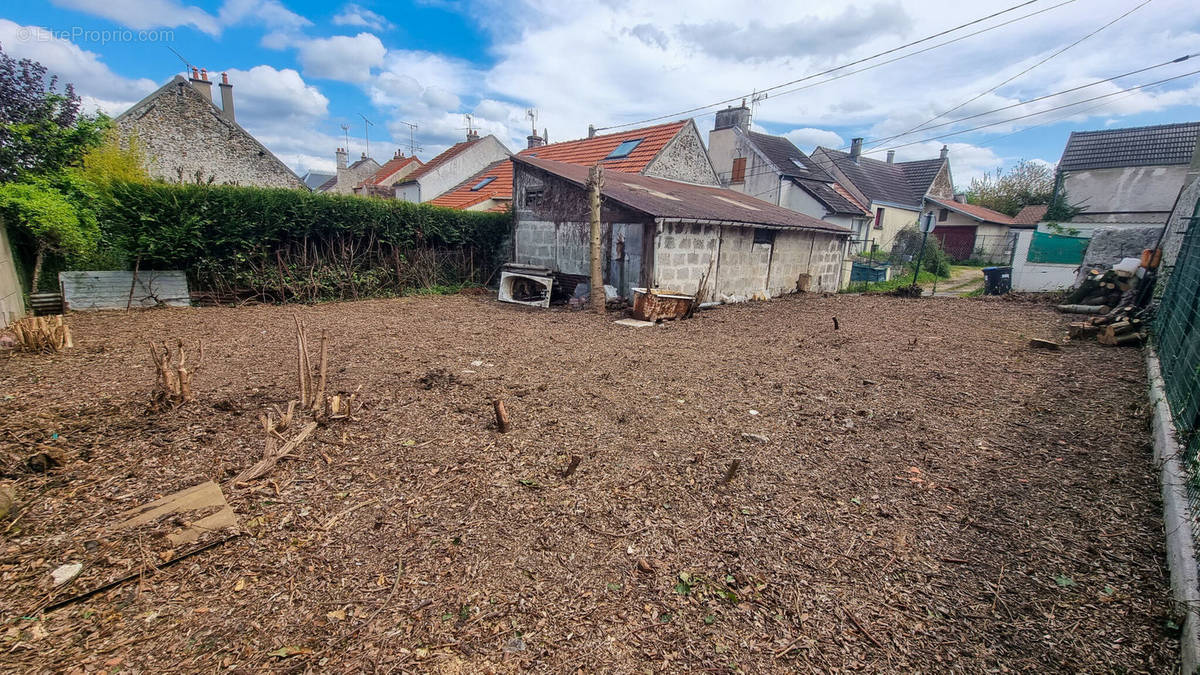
587, 163, 605, 314
493, 399, 511, 433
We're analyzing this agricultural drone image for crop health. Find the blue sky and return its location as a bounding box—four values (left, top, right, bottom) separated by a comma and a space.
2, 0, 1199, 184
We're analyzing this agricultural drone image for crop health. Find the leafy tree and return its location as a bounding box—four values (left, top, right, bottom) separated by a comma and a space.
78, 129, 149, 187
0, 175, 99, 291
0, 43, 108, 182
965, 159, 1055, 216
1043, 186, 1084, 224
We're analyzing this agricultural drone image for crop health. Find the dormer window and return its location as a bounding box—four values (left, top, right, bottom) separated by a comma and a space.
605, 139, 643, 159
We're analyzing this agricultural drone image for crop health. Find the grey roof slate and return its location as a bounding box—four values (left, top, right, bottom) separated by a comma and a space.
818, 149, 944, 209
790, 178, 868, 216
745, 131, 832, 180
302, 171, 335, 190
1059, 122, 1200, 172
515, 156, 851, 233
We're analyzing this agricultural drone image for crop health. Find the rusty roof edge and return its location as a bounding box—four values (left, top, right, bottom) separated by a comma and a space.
513, 155, 658, 219
656, 216, 850, 235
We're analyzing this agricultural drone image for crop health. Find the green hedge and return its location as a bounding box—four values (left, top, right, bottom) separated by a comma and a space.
88, 181, 512, 302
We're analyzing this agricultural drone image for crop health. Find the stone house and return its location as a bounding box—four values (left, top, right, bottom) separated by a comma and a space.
810, 141, 954, 253
707, 104, 871, 232
114, 69, 305, 189
352, 150, 423, 198
430, 119, 720, 211
394, 131, 511, 203
511, 156, 850, 302
1053, 121, 1200, 231
316, 149, 381, 195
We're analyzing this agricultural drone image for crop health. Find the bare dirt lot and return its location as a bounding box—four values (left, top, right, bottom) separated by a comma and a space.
0, 293, 1177, 673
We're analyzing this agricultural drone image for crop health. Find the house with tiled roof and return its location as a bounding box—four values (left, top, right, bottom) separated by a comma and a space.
394, 131, 511, 203
510, 156, 849, 303
1013, 204, 1049, 227
1054, 121, 1200, 228
315, 147, 381, 194
920, 195, 1017, 262
810, 140, 954, 252
707, 104, 871, 235
429, 119, 719, 211
354, 150, 422, 197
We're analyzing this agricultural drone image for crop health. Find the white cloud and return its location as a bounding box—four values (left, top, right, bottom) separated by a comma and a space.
0, 19, 158, 115
50, 0, 220, 35
297, 33, 386, 82
783, 128, 844, 152
333, 4, 395, 32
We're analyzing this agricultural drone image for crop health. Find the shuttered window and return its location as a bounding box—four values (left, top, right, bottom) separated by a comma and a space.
731, 157, 746, 183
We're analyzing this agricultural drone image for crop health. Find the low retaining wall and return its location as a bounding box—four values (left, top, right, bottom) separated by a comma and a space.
1147, 347, 1200, 673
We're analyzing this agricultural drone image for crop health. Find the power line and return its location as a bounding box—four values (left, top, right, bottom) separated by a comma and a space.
860, 51, 1198, 149
869, 66, 1200, 154
595, 0, 1067, 132
869, 0, 1153, 149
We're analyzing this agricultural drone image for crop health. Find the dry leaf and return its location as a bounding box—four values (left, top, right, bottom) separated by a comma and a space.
234, 578, 246, 592
327, 609, 346, 621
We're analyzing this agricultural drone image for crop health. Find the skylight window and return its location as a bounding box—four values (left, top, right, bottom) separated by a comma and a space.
605, 139, 643, 160
790, 159, 808, 171
470, 176, 496, 191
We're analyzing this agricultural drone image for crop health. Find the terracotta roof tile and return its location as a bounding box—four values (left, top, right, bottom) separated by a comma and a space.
428, 159, 513, 210
362, 154, 422, 186
430, 121, 692, 210
928, 197, 1014, 225
1012, 204, 1048, 225
402, 139, 481, 183
516, 120, 688, 174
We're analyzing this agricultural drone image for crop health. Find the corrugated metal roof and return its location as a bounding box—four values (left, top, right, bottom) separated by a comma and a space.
516, 156, 850, 233
1059, 122, 1200, 172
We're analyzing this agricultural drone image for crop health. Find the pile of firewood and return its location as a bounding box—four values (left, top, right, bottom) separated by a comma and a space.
1058, 265, 1154, 348
10, 315, 72, 353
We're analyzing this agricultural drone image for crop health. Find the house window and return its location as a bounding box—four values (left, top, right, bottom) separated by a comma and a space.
471, 176, 496, 191
523, 188, 543, 208
605, 139, 643, 159
874, 207, 885, 229
753, 228, 775, 245
938, 208, 948, 222
731, 157, 747, 183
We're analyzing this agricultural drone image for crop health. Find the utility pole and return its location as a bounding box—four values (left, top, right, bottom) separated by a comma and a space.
587, 163, 605, 314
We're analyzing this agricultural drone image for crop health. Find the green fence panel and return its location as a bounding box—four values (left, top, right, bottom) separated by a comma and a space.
1026, 231, 1088, 264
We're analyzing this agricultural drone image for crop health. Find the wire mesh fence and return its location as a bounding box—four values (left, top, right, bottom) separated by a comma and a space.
1153, 197, 1200, 544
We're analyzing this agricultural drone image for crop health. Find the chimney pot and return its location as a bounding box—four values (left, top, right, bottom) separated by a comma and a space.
714, 104, 751, 133
191, 67, 199, 79
543, 128, 548, 144
466, 129, 479, 141
849, 138, 863, 162
188, 67, 213, 102
200, 67, 209, 81
886, 150, 895, 164
588, 124, 596, 138
218, 72, 235, 122
940, 145, 949, 160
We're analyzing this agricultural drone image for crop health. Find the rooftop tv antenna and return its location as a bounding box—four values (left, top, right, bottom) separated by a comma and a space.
526, 108, 538, 135
749, 90, 769, 123
166, 45, 193, 76
358, 113, 374, 158
339, 123, 351, 151
397, 121, 421, 156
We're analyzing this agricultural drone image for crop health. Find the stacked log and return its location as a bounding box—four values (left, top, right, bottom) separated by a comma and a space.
1060, 267, 1151, 348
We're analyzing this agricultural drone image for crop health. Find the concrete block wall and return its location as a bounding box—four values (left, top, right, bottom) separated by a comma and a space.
652, 221, 720, 292
715, 227, 771, 300
0, 221, 24, 328
514, 219, 559, 269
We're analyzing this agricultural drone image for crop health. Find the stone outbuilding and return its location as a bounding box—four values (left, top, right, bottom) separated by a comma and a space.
114, 68, 305, 189
511, 156, 850, 302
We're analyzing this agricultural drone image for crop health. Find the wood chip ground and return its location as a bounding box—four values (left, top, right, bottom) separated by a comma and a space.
0, 292, 1177, 672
